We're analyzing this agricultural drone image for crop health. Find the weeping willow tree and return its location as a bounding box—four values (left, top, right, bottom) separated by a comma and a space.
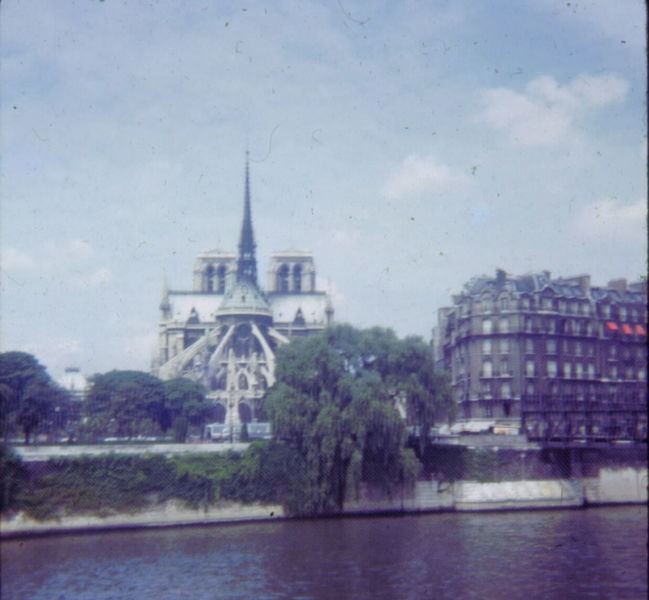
265, 324, 451, 515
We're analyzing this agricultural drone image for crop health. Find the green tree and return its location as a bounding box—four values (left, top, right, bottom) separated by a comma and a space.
0, 444, 26, 512
265, 324, 449, 515
86, 371, 166, 439
384, 335, 454, 455
173, 416, 189, 443
0, 352, 65, 443
162, 378, 211, 439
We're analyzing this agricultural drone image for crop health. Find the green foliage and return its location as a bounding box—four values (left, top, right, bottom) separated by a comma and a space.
5, 443, 308, 520
462, 448, 503, 482
169, 442, 307, 510
14, 454, 176, 519
86, 370, 167, 439
0, 352, 69, 443
265, 324, 446, 515
82, 374, 211, 441
0, 444, 27, 512
173, 416, 189, 443
163, 378, 211, 431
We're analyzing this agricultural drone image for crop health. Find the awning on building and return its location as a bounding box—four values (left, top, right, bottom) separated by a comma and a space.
621, 324, 633, 335
606, 322, 618, 331
635, 324, 646, 335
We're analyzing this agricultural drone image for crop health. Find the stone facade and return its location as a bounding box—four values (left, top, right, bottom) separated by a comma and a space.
434, 270, 647, 441
155, 161, 333, 434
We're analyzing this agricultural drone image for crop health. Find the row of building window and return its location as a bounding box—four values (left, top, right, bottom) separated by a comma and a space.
456, 383, 646, 403
461, 297, 642, 321
477, 316, 644, 338
473, 359, 646, 381
457, 338, 645, 360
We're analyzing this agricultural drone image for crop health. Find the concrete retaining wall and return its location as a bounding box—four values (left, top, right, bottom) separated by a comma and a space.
452, 479, 583, 511
582, 467, 648, 505
0, 500, 284, 537
2, 449, 645, 537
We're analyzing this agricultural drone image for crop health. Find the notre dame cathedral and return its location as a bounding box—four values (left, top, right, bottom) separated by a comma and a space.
155, 158, 333, 435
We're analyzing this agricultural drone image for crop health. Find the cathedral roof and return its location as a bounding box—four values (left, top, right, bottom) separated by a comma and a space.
267, 292, 329, 325
216, 279, 272, 319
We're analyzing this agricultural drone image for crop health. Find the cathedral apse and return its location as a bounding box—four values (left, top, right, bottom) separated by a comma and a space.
156, 159, 333, 436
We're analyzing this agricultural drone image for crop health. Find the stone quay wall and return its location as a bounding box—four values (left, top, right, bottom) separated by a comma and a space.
2, 443, 646, 537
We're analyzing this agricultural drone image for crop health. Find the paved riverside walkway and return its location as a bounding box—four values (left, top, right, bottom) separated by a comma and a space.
12, 442, 251, 462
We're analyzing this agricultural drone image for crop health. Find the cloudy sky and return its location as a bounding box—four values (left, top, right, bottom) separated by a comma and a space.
1, 0, 646, 379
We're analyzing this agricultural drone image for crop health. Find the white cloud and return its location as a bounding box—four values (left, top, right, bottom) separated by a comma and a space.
382, 155, 464, 199
64, 239, 95, 263
478, 74, 628, 146
80, 267, 113, 288
1, 247, 35, 272
572, 197, 646, 242
2, 240, 112, 290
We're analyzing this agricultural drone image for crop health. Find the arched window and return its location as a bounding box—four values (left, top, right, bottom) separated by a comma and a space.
213, 404, 226, 424
205, 264, 215, 292
217, 265, 227, 293
277, 264, 289, 292
238, 374, 249, 390
293, 264, 302, 292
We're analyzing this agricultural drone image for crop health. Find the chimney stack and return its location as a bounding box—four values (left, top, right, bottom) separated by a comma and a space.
608, 278, 627, 295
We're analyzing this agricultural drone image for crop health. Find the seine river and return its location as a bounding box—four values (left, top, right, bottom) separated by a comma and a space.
2, 506, 646, 600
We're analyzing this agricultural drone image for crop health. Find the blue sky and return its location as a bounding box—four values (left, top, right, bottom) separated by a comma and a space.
1, 0, 646, 379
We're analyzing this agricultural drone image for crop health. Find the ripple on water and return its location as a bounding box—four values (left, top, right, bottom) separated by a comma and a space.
1, 506, 647, 600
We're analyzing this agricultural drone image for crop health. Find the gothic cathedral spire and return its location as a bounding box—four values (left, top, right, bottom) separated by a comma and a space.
237, 153, 258, 284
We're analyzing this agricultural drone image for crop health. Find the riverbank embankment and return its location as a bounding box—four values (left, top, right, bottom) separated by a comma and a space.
2, 466, 645, 538
2, 441, 646, 537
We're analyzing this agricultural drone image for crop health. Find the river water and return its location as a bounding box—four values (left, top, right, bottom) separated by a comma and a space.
2, 506, 646, 600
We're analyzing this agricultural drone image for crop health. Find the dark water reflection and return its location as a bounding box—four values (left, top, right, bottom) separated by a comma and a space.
2, 506, 646, 600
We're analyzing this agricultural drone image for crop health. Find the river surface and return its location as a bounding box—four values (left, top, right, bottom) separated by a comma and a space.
2, 506, 646, 600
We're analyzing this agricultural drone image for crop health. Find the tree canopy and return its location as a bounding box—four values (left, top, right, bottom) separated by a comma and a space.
84, 372, 213, 441
163, 378, 210, 441
86, 370, 167, 439
0, 352, 67, 443
265, 324, 452, 515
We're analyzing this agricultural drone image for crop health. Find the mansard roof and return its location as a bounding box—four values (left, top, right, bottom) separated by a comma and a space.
458, 270, 645, 305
